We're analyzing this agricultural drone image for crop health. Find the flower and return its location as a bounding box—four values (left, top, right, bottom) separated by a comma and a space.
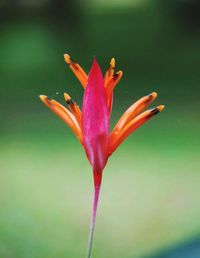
39, 54, 164, 257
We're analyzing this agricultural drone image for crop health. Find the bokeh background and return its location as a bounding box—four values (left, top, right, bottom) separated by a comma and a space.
0, 0, 200, 257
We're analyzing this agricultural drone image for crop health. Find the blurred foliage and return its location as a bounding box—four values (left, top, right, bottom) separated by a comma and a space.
0, 0, 83, 25
162, 0, 200, 29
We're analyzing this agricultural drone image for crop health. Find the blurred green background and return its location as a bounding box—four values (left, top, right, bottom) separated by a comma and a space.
0, 0, 200, 257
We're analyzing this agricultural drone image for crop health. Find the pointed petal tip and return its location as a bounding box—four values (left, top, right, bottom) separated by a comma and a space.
110, 58, 115, 67
118, 70, 123, 75
64, 92, 70, 101
90, 57, 102, 76
39, 95, 53, 104
92, 56, 98, 65
150, 105, 165, 116
64, 53, 70, 63
158, 105, 165, 112
150, 92, 158, 99
116, 70, 123, 77
113, 70, 123, 81
39, 95, 47, 101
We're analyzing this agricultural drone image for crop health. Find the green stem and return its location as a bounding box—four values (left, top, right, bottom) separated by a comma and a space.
87, 173, 102, 258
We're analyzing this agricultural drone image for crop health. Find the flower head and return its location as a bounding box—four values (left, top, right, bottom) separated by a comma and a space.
39, 54, 164, 257
82, 59, 110, 178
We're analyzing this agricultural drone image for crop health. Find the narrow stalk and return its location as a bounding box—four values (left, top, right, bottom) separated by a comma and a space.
87, 173, 102, 258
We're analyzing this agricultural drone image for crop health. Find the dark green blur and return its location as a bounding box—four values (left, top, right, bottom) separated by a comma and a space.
0, 1, 200, 257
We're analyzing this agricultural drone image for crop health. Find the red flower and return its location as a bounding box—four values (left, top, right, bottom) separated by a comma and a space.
40, 54, 164, 257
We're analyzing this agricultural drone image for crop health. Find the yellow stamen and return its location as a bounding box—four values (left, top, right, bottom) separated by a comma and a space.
104, 58, 115, 86
110, 105, 165, 154
64, 54, 88, 89
64, 92, 82, 127
112, 92, 158, 134
39, 95, 83, 144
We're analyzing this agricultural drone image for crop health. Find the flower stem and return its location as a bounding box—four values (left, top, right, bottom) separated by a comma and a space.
87, 173, 102, 258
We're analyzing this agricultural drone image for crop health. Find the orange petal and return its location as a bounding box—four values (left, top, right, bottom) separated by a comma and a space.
39, 95, 83, 144
64, 54, 88, 89
110, 105, 165, 154
106, 70, 123, 96
64, 92, 82, 128
104, 57, 115, 86
106, 71, 123, 111
112, 92, 157, 134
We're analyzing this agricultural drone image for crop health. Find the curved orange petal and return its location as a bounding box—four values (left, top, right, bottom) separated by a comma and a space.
64, 54, 88, 89
112, 92, 157, 134
104, 57, 115, 86
39, 95, 83, 144
64, 92, 82, 128
110, 105, 165, 154
105, 71, 123, 113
